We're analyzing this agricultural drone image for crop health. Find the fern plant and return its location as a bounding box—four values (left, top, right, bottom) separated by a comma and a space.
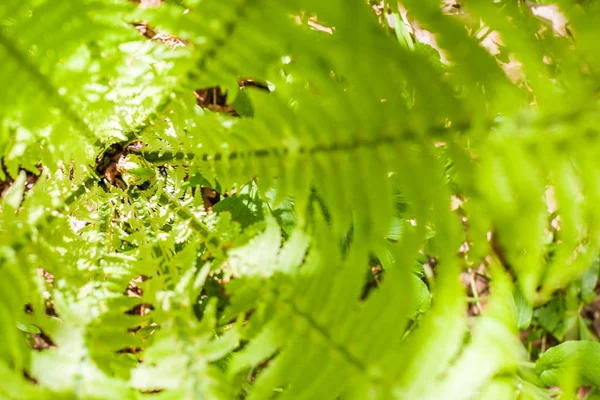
2, 0, 600, 398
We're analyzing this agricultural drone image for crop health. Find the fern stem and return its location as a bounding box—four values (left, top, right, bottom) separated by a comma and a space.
141, 135, 409, 165
468, 268, 484, 315
156, 191, 218, 247
283, 299, 372, 378
44, 177, 98, 226
465, 296, 488, 303
187, 0, 254, 81
122, 96, 174, 145
0, 31, 100, 146
10, 176, 97, 253
128, 188, 169, 272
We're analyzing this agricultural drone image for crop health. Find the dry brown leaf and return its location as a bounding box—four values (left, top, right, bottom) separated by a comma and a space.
524, 1, 568, 37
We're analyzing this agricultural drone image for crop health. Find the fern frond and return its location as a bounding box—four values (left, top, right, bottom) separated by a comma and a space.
2, 0, 600, 398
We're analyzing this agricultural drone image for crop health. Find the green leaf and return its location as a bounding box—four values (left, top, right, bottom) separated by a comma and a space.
536, 295, 569, 340
537, 341, 600, 388
515, 287, 533, 330
17, 322, 41, 334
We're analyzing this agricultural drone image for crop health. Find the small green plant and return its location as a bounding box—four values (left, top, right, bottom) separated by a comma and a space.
2, 0, 600, 399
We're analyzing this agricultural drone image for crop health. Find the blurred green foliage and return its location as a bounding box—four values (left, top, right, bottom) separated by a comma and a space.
2, 0, 600, 398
